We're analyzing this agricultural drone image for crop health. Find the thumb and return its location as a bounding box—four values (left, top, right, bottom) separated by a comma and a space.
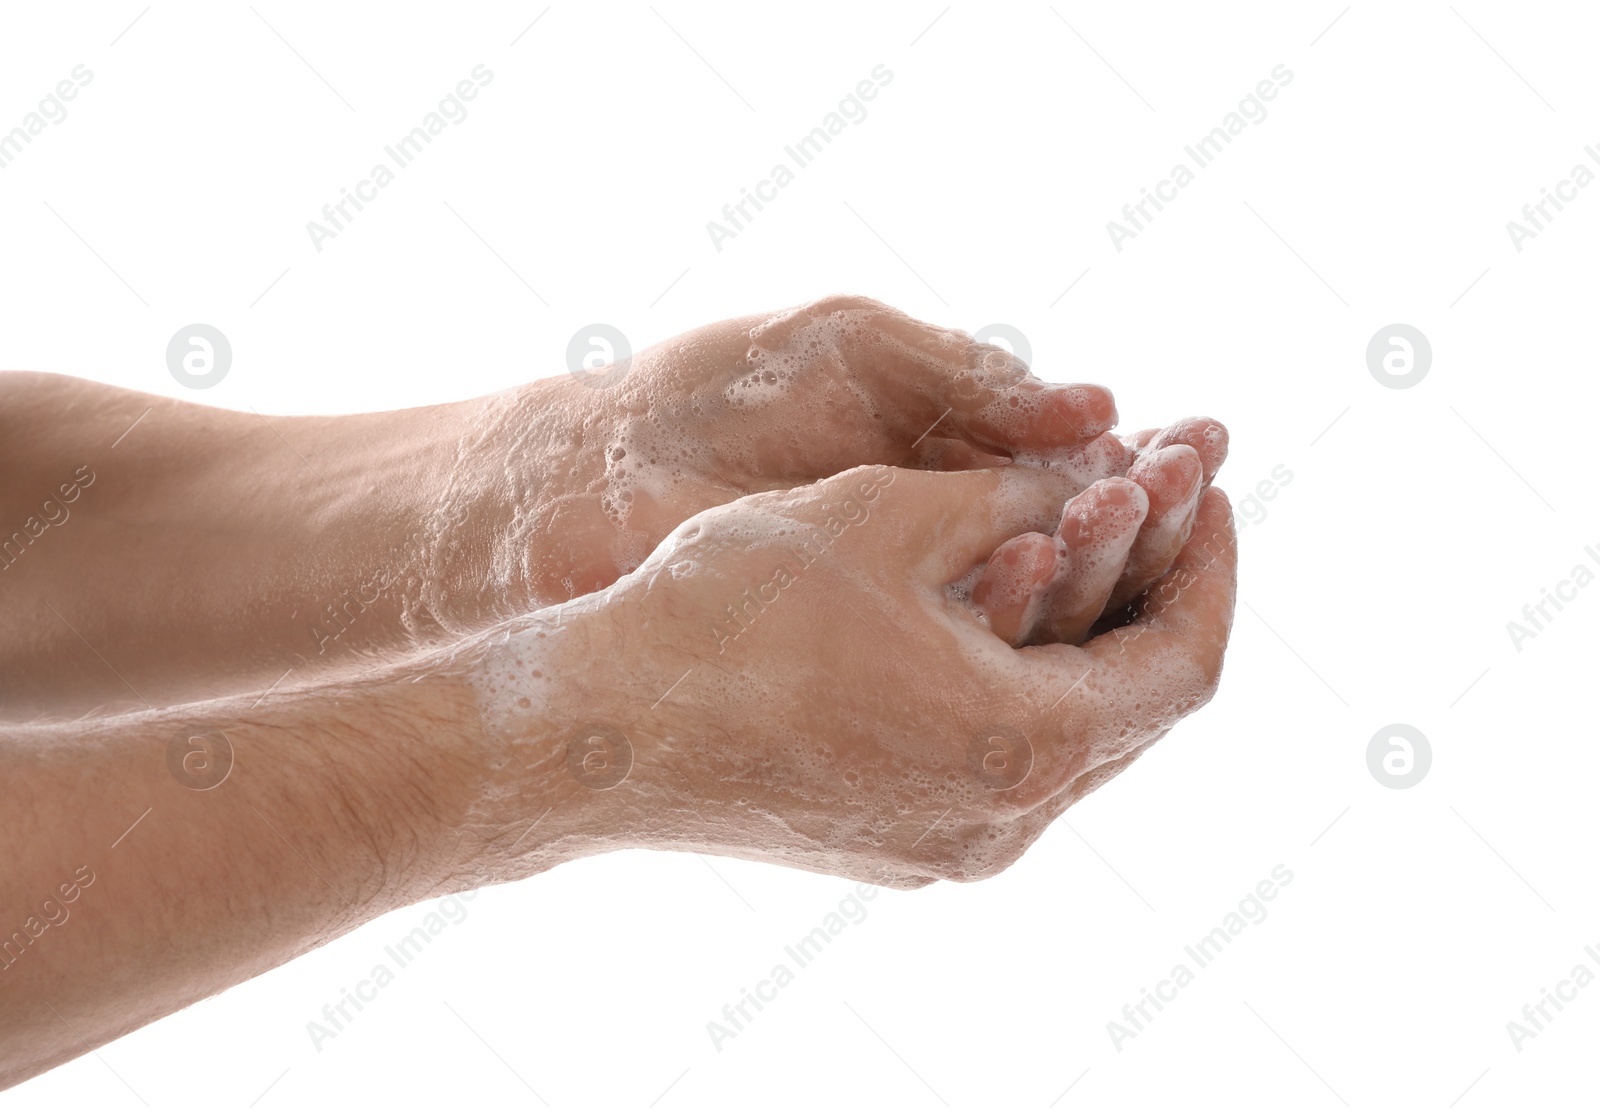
870, 466, 1082, 583
780, 296, 1119, 454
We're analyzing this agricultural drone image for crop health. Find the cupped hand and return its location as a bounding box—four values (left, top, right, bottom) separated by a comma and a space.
966, 416, 1230, 649
489, 464, 1236, 889
505, 295, 1225, 615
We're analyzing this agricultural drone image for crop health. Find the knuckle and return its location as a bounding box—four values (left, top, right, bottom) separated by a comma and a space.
1060, 743, 1154, 809
913, 820, 1027, 883
968, 341, 1033, 388
799, 293, 894, 318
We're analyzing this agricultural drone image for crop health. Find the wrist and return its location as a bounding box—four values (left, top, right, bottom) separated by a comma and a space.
255, 665, 504, 911
447, 584, 676, 880
434, 377, 624, 613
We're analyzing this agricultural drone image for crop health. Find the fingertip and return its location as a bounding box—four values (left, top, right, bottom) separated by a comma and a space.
1128, 444, 1203, 510
942, 383, 1105, 458
1198, 419, 1229, 469
1060, 476, 1149, 534
1095, 475, 1137, 506
1097, 475, 1150, 513
972, 531, 1060, 645
1151, 417, 1230, 484
1048, 384, 1117, 442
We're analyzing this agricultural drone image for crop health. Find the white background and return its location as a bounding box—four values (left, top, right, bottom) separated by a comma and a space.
3, 1, 1597, 1110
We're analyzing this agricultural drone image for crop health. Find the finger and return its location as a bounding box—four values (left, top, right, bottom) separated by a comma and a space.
1081, 487, 1237, 702
1121, 427, 1160, 454
970, 532, 1058, 645
1106, 444, 1203, 611
1145, 417, 1229, 486
1038, 740, 1155, 821
967, 489, 1232, 808
1081, 430, 1136, 478
866, 466, 1078, 584
1012, 429, 1135, 489
905, 435, 1011, 472
1029, 478, 1148, 646
758, 296, 1119, 454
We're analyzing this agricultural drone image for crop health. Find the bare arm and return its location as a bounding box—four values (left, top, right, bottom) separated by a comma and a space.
0, 462, 1235, 1089
0, 370, 578, 716
1, 296, 1218, 720
0, 646, 583, 1088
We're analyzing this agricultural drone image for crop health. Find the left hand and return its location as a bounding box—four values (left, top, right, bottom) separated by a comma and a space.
498, 295, 1225, 611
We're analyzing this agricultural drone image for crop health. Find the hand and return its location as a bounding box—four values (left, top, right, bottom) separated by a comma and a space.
0, 463, 1236, 1085
0, 302, 1221, 717
473, 464, 1237, 888
505, 294, 1115, 600
503, 295, 1226, 613
968, 419, 1229, 648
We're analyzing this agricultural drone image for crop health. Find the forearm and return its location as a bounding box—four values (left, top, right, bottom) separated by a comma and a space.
0, 640, 583, 1088
0, 372, 610, 717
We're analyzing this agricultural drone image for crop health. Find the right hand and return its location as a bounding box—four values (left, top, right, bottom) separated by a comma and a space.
482, 464, 1237, 889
